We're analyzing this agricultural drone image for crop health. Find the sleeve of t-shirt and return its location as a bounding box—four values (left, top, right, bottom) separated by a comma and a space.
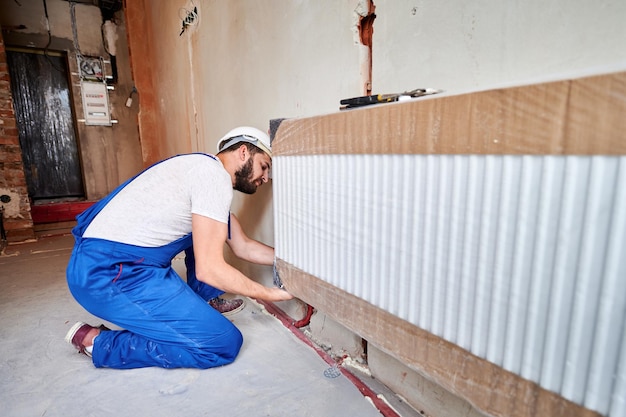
188, 158, 233, 224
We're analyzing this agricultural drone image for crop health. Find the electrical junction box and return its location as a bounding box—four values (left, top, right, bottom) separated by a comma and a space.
80, 80, 111, 126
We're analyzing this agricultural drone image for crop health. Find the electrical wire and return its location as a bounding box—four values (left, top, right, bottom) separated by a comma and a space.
69, 1, 82, 58
178, 0, 198, 35
179, 0, 199, 25
41, 0, 64, 73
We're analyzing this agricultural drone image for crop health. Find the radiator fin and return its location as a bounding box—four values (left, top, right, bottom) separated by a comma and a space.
274, 154, 625, 416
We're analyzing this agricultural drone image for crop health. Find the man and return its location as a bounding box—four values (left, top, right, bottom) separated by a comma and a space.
65, 126, 292, 369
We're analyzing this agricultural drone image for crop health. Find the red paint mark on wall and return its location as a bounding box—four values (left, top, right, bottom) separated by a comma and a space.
358, 1, 376, 95
359, 2, 376, 47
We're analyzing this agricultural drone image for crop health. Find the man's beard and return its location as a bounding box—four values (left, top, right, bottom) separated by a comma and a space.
233, 157, 258, 194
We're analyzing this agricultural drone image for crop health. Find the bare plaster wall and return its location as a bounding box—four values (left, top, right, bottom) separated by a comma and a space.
0, 0, 143, 201
373, 0, 626, 94
137, 1, 364, 154
145, 1, 195, 158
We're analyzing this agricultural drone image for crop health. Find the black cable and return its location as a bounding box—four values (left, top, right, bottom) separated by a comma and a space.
42, 0, 51, 52
41, 0, 64, 73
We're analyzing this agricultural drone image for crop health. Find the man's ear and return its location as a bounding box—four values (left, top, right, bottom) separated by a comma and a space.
238, 144, 248, 161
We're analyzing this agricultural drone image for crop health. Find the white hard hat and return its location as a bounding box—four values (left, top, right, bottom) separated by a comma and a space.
216, 126, 271, 157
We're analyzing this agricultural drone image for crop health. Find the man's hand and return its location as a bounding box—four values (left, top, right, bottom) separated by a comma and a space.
265, 287, 294, 302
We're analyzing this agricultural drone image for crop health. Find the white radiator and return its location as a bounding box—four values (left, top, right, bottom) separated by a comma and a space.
274, 153, 626, 417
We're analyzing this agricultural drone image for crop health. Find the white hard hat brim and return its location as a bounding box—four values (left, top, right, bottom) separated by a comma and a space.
217, 126, 271, 157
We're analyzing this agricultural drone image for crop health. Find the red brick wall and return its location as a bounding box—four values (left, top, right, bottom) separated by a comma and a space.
0, 30, 35, 242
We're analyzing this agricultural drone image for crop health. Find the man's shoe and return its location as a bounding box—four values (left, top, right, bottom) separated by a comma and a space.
208, 297, 245, 316
65, 322, 110, 357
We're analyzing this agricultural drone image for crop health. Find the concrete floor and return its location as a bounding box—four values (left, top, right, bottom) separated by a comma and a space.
0, 234, 417, 417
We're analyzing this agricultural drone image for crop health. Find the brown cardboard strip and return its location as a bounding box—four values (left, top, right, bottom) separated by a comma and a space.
273, 71, 626, 156
277, 259, 600, 417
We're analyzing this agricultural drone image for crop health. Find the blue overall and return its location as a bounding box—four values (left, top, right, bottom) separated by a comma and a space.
66, 157, 243, 369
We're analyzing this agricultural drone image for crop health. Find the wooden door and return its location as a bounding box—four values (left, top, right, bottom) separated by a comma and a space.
6, 49, 84, 201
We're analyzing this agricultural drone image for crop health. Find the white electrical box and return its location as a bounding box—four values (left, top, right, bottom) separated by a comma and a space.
80, 80, 111, 126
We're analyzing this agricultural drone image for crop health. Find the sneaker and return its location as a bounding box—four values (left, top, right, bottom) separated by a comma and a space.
65, 322, 110, 357
208, 297, 245, 316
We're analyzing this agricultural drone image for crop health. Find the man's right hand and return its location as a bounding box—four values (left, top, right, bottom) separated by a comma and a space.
265, 287, 294, 302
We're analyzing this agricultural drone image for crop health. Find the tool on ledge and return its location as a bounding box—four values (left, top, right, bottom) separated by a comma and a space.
340, 88, 442, 110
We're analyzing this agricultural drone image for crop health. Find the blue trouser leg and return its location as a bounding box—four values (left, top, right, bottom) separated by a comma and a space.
184, 246, 224, 301
67, 239, 242, 369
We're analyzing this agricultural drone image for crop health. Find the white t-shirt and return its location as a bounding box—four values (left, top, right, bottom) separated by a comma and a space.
83, 154, 233, 247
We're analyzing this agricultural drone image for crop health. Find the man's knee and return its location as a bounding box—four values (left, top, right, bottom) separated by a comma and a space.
195, 325, 243, 368
218, 325, 243, 362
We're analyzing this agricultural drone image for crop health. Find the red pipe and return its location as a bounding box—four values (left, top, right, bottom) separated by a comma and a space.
256, 299, 402, 417
293, 303, 315, 328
